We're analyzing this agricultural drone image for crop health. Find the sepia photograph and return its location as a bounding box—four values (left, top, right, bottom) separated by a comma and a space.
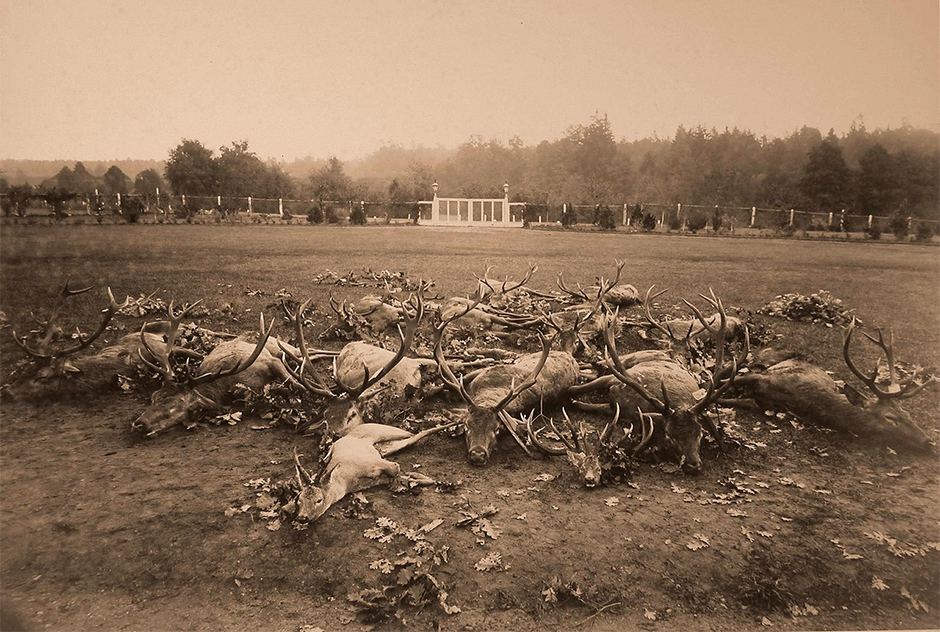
1, 1, 938, 630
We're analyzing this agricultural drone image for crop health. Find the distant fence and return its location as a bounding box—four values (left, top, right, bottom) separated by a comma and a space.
2, 191, 937, 233
525, 202, 939, 234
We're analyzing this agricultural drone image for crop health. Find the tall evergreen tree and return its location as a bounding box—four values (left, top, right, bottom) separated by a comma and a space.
799, 131, 851, 211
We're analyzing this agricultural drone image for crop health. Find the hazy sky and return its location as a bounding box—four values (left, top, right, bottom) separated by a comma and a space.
1, 0, 937, 161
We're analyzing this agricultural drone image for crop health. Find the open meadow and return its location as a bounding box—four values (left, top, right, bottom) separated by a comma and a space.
1, 224, 938, 631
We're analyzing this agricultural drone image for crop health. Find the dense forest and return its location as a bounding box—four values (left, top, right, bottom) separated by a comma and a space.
2, 116, 938, 219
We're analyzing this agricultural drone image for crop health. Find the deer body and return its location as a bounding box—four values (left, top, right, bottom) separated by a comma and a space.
320, 341, 438, 429
734, 358, 933, 452
134, 327, 282, 437
3, 331, 168, 401
293, 422, 454, 522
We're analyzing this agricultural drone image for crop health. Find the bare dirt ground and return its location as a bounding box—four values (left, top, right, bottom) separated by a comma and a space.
1, 226, 938, 631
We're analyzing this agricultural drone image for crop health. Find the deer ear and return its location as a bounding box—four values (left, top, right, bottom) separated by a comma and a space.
843, 384, 869, 407
62, 361, 82, 374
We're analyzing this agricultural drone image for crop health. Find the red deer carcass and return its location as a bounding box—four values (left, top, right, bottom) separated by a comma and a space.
574, 290, 748, 474
434, 299, 579, 465
730, 318, 936, 453
638, 286, 744, 354
291, 420, 457, 523
2, 278, 145, 400
282, 288, 440, 431
527, 404, 622, 487
132, 303, 284, 437
438, 265, 541, 332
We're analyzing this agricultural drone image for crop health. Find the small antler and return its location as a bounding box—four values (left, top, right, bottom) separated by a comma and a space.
477, 264, 538, 299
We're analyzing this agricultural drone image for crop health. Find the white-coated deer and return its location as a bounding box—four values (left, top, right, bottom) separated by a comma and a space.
730, 318, 936, 453
291, 420, 458, 523
132, 302, 284, 437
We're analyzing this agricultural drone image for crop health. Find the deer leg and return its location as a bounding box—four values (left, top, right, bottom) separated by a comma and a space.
716, 397, 760, 411
568, 375, 619, 397
378, 421, 459, 457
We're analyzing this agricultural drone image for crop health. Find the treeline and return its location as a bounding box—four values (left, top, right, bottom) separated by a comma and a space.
2, 116, 938, 220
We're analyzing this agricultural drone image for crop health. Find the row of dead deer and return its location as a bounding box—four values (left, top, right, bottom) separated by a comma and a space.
3, 269, 937, 522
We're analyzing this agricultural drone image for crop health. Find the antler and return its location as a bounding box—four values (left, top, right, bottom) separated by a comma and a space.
280, 299, 340, 398
602, 309, 669, 414
843, 317, 936, 400
188, 312, 274, 386
688, 288, 749, 413
493, 330, 554, 411
334, 285, 426, 398
641, 285, 689, 342
11, 277, 119, 359
137, 300, 203, 382
476, 264, 538, 299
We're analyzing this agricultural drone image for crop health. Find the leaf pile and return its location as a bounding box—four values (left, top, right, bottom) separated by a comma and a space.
118, 292, 167, 317
233, 382, 321, 432
455, 503, 501, 542
758, 291, 856, 326
350, 516, 460, 623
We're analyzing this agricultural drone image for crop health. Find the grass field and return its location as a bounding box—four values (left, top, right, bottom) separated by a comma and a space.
1, 224, 939, 631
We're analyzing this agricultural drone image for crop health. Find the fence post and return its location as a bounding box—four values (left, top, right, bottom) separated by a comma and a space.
840, 209, 845, 231
181, 194, 186, 207
217, 195, 221, 208
867, 214, 872, 228
623, 203, 628, 226
660, 210, 665, 226
750, 206, 756, 227
247, 196, 252, 214
677, 203, 682, 229
828, 211, 833, 227
91, 189, 98, 215
278, 198, 284, 217
789, 209, 794, 226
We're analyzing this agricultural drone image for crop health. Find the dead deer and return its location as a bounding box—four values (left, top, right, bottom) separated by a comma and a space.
574, 290, 748, 474
549, 261, 626, 357
291, 420, 458, 522
637, 285, 744, 356
1, 278, 147, 400
438, 265, 542, 332
132, 303, 283, 437
434, 294, 578, 465
281, 288, 439, 431
730, 318, 936, 453
527, 404, 621, 487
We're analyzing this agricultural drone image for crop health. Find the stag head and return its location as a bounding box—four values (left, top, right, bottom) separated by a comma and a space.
842, 318, 936, 452
282, 286, 426, 432
434, 303, 553, 465
604, 289, 749, 474
132, 304, 272, 437
528, 405, 621, 487
3, 279, 126, 400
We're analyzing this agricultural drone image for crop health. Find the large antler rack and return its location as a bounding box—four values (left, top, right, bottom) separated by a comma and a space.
474, 264, 538, 300
12, 277, 127, 360
556, 259, 625, 305
602, 308, 671, 414
842, 317, 937, 400
335, 286, 425, 398
684, 288, 750, 414
138, 300, 204, 382
284, 284, 427, 400
433, 295, 555, 457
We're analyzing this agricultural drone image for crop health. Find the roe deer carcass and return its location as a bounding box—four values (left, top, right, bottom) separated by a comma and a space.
132, 302, 285, 437
291, 420, 457, 522
731, 318, 936, 453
